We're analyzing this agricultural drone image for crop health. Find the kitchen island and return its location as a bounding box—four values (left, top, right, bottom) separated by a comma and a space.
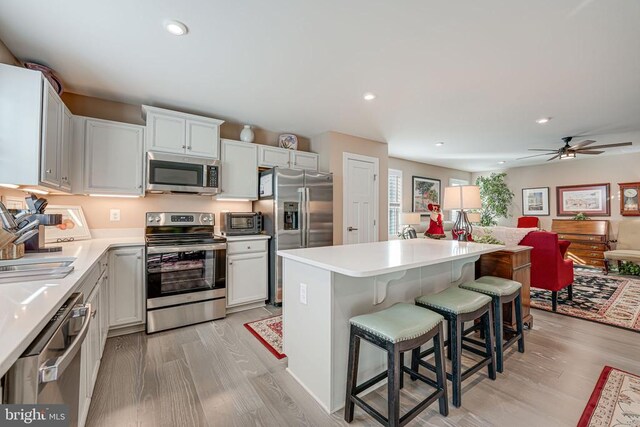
278, 238, 503, 413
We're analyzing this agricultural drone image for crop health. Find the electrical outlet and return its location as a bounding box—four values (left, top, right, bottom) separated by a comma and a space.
299, 283, 308, 305
109, 209, 121, 222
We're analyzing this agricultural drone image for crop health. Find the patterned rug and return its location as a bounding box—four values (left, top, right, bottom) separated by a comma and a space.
244, 315, 286, 359
530, 269, 640, 332
578, 366, 640, 426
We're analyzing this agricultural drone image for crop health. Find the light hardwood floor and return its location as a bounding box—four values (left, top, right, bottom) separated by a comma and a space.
87, 307, 639, 427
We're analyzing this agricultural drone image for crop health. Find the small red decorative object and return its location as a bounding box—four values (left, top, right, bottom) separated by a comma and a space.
424, 203, 446, 239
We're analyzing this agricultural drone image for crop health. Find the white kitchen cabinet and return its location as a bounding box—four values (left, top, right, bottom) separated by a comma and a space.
290, 151, 319, 171
218, 139, 258, 200
83, 118, 145, 196
98, 270, 109, 350
78, 260, 108, 427
258, 145, 291, 168
0, 64, 72, 191
108, 247, 145, 329
59, 107, 73, 191
226, 238, 269, 310
143, 105, 223, 159
40, 82, 63, 186
227, 251, 268, 307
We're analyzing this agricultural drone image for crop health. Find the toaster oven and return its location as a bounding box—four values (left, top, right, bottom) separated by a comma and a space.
220, 212, 263, 236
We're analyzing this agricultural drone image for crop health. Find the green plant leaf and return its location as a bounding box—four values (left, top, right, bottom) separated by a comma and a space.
475, 172, 514, 227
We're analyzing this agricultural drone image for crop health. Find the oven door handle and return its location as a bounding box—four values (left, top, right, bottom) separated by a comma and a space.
147, 243, 227, 254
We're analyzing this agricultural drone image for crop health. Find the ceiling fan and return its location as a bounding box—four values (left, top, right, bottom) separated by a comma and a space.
517, 137, 633, 162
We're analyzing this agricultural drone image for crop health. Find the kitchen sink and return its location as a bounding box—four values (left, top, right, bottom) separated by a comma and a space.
0, 257, 76, 284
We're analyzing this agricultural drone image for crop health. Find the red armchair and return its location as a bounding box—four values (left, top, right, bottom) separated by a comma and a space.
517, 216, 539, 228
520, 231, 574, 311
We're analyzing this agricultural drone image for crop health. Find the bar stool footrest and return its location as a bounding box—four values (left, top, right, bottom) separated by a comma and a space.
418, 357, 492, 383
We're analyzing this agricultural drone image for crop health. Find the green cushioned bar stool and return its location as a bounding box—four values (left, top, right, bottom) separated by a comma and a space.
414, 287, 496, 408
459, 276, 525, 373
345, 303, 448, 427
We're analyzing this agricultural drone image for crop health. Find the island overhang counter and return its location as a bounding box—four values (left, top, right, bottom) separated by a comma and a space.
278, 238, 504, 413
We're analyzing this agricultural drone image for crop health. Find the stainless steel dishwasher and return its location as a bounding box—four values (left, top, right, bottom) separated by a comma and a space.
4, 292, 91, 427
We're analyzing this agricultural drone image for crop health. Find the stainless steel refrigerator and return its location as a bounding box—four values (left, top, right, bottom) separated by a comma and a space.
253, 168, 333, 305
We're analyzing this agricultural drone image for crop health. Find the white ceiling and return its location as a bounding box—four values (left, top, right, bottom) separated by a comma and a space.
1, 0, 639, 172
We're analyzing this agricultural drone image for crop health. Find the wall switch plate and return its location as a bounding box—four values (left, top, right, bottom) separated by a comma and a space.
110, 209, 121, 222
299, 283, 308, 305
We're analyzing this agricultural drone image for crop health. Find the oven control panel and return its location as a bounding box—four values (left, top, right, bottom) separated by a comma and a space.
146, 212, 214, 226
171, 215, 194, 223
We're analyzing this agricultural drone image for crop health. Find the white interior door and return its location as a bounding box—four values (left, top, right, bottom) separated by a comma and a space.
343, 153, 378, 245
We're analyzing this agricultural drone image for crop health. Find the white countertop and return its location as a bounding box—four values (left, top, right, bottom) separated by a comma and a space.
278, 239, 504, 278
0, 237, 144, 377
218, 234, 271, 242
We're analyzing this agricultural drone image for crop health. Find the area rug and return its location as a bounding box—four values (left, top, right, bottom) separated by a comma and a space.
578, 366, 640, 427
530, 269, 640, 332
244, 315, 286, 359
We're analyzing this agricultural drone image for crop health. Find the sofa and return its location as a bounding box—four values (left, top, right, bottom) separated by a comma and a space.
604, 220, 640, 271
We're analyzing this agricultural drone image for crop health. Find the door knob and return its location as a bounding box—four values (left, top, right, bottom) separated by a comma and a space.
347, 227, 358, 232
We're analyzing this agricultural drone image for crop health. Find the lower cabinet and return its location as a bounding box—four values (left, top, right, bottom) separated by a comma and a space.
227, 239, 268, 309
79, 263, 108, 427
108, 247, 145, 330
78, 246, 144, 427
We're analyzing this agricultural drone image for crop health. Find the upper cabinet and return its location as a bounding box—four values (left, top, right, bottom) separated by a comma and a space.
143, 105, 224, 159
258, 145, 291, 168
218, 139, 258, 200
77, 117, 145, 196
290, 151, 319, 171
0, 64, 74, 192
257, 145, 319, 171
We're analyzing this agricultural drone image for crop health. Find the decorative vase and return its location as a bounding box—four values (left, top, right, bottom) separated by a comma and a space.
240, 125, 255, 143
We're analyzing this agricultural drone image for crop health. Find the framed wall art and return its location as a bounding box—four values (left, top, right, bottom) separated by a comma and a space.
412, 176, 440, 213
44, 205, 92, 243
618, 182, 640, 216
556, 183, 610, 216
522, 187, 550, 216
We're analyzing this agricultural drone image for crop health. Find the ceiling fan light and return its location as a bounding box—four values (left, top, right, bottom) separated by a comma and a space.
559, 152, 576, 160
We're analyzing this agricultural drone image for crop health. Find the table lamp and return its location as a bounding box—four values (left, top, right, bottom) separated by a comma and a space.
443, 186, 481, 241
400, 212, 421, 239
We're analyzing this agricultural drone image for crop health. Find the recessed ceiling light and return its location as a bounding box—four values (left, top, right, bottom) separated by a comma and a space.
536, 117, 551, 124
363, 92, 376, 101
435, 142, 444, 147
164, 20, 188, 36
498, 161, 506, 164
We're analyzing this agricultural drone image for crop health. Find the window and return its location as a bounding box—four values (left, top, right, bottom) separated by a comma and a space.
448, 178, 469, 222
388, 169, 403, 237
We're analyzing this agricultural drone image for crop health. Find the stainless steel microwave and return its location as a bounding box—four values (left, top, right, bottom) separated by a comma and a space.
220, 212, 263, 235
146, 152, 220, 195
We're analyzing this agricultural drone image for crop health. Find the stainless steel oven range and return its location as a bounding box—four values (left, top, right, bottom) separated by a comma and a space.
145, 212, 226, 333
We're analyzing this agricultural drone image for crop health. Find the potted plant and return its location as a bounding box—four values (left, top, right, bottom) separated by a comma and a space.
475, 172, 514, 226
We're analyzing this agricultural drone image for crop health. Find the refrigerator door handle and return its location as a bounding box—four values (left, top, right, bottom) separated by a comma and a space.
305, 187, 311, 248
298, 187, 305, 248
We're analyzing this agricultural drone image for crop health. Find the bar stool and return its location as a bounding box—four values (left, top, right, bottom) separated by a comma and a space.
414, 287, 496, 408
345, 303, 448, 427
459, 276, 525, 373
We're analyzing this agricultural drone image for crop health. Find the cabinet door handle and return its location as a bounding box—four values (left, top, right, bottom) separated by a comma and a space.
46, 169, 52, 174
182, 145, 186, 149
188, 146, 192, 150
347, 227, 358, 232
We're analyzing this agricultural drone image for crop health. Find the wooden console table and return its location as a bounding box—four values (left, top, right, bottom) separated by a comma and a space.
476, 245, 533, 329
